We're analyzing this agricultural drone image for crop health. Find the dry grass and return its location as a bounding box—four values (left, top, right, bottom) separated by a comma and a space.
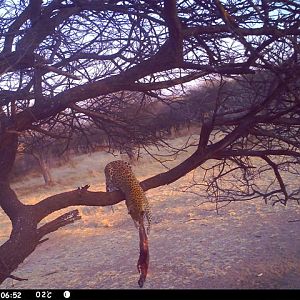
1, 134, 300, 289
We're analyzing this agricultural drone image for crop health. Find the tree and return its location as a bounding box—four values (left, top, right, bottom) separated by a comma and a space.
0, 0, 299, 286
182, 70, 300, 207
18, 130, 59, 185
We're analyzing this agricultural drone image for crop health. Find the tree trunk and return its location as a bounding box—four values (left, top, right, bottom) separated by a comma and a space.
0, 133, 20, 217
39, 158, 54, 186
0, 132, 37, 283
33, 152, 54, 186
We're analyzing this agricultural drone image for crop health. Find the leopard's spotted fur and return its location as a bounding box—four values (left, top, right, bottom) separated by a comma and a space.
104, 160, 151, 234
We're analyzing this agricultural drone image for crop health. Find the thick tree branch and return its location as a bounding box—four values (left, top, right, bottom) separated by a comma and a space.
181, 62, 255, 74
34, 189, 124, 223
127, 72, 207, 92
2, 5, 31, 54
216, 149, 300, 159
0, 133, 18, 182
0, 51, 35, 75
37, 209, 81, 238
163, 0, 183, 61
12, 41, 186, 131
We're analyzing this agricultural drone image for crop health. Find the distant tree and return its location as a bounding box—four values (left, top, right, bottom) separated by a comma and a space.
20, 131, 56, 185
0, 0, 299, 287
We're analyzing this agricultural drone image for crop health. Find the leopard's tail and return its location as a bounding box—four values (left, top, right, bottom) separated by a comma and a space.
136, 213, 149, 288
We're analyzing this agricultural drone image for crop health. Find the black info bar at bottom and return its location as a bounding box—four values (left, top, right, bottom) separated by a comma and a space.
0, 289, 205, 300
0, 289, 299, 300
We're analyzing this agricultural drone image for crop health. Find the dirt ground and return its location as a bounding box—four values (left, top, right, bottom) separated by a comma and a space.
2, 187, 300, 289
1, 140, 300, 290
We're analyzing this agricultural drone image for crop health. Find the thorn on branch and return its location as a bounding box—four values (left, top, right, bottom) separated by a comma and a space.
77, 184, 90, 191
77, 184, 90, 198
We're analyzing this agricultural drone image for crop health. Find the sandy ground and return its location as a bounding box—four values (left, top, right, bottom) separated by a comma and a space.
1, 136, 300, 289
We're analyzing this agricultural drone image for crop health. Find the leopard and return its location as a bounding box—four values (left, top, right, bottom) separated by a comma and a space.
104, 160, 151, 234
